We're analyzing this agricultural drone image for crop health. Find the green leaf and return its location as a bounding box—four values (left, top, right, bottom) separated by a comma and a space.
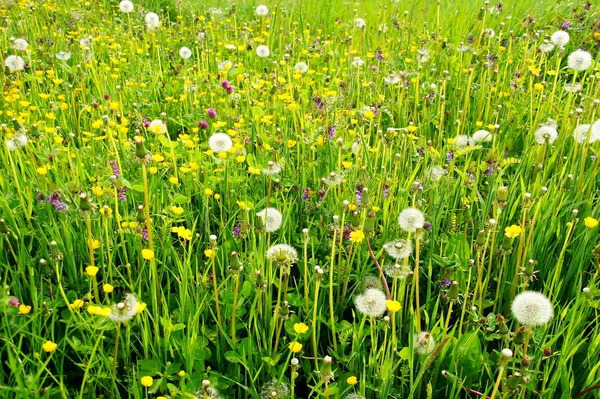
251, 107, 264, 118
225, 351, 243, 363
446, 233, 471, 265
132, 184, 145, 193
173, 194, 189, 204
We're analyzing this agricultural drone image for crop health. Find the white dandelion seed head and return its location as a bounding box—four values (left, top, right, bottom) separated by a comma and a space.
256, 5, 269, 16
6, 133, 28, 151
589, 120, 600, 143
567, 49, 593, 71
355, 17, 366, 28
119, 0, 134, 13
384, 72, 402, 85
454, 134, 471, 149
352, 57, 364, 67
294, 61, 309, 74
109, 293, 139, 323
511, 291, 553, 327
266, 243, 298, 266
426, 165, 447, 182
79, 36, 93, 47
572, 124, 593, 143
565, 82, 582, 93
383, 239, 413, 260
208, 133, 233, 153
414, 331, 436, 355
551, 30, 569, 47
534, 125, 558, 144
416, 49, 430, 63
539, 42, 555, 53
472, 129, 493, 143
259, 380, 289, 399
4, 55, 25, 72
179, 46, 192, 59
355, 288, 387, 317
56, 51, 71, 61
12, 38, 28, 51
384, 263, 413, 279
398, 208, 425, 232
262, 161, 282, 175
256, 45, 270, 58
322, 171, 344, 186
256, 208, 283, 232
145, 12, 160, 30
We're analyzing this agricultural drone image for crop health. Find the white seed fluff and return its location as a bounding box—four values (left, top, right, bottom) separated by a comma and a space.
567, 49, 593, 71
294, 61, 309, 74
572, 124, 592, 144
179, 46, 192, 59
256, 45, 270, 58
511, 291, 553, 327
534, 125, 558, 144
355, 288, 387, 317
472, 129, 493, 143
414, 331, 436, 355
208, 133, 233, 152
398, 208, 425, 232
550, 30, 569, 47
256, 5, 269, 16
4, 55, 25, 72
12, 38, 28, 51
119, 0, 134, 13
256, 208, 283, 232
145, 12, 160, 30
383, 239, 413, 260
266, 244, 298, 265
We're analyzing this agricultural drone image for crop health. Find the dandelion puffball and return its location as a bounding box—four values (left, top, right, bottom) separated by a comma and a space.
179, 46, 192, 59
550, 30, 569, 47
472, 129, 493, 143
256, 45, 270, 58
355, 17, 366, 28
398, 208, 425, 232
534, 125, 558, 144
414, 331, 436, 355
354, 288, 387, 317
12, 38, 28, 51
145, 12, 160, 29
511, 291, 553, 327
119, 0, 134, 13
266, 244, 298, 265
208, 132, 233, 153
294, 61, 309, 74
573, 123, 600, 144
256, 5, 269, 16
256, 208, 283, 232
383, 239, 413, 260
56, 51, 71, 61
4, 55, 25, 72
567, 49, 593, 71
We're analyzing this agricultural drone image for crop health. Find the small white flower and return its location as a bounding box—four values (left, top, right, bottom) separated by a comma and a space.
414, 331, 436, 355
208, 132, 233, 152
534, 125, 558, 144
148, 119, 167, 134
398, 208, 425, 232
551, 30, 569, 47
511, 291, 553, 327
355, 288, 387, 317
384, 72, 402, 85
472, 129, 493, 143
483, 28, 495, 38
383, 239, 413, 260
256, 5, 269, 16
355, 17, 366, 28
567, 49, 593, 71
294, 61, 308, 74
12, 38, 28, 51
179, 46, 192, 59
256, 208, 283, 232
573, 123, 600, 144
119, 0, 134, 12
256, 45, 270, 58
145, 12, 160, 30
5, 55, 25, 72
56, 51, 71, 61
352, 57, 364, 67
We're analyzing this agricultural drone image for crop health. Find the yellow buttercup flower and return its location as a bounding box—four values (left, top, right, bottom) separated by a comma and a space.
142, 249, 154, 260
504, 225, 522, 239
136, 303, 147, 314
584, 217, 598, 229
204, 249, 216, 258
288, 342, 303, 353
70, 299, 84, 309
347, 376, 358, 385
140, 376, 153, 387
349, 230, 365, 243
386, 300, 401, 312
42, 340, 58, 353
18, 304, 32, 315
103, 284, 114, 293
293, 323, 309, 334
86, 266, 99, 277
171, 206, 184, 215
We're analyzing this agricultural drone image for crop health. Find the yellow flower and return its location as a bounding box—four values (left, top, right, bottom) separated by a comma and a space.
407, 125, 418, 133
99, 207, 112, 217
103, 284, 114, 293
204, 188, 213, 196
341, 161, 353, 169
169, 176, 179, 185
248, 166, 261, 175
504, 225, 522, 238
347, 376, 358, 385
178, 370, 186, 377
142, 249, 155, 260
288, 342, 303, 353
235, 155, 246, 163
149, 166, 158, 174
287, 139, 297, 148
91, 186, 104, 196
204, 249, 216, 258
36, 166, 48, 175
293, 323, 309, 334
386, 300, 401, 313
214, 194, 221, 200
136, 303, 147, 314
97, 307, 111, 316
171, 206, 184, 215
18, 304, 32, 315
363, 110, 375, 119
585, 217, 599, 229
140, 376, 153, 387
70, 299, 84, 309
349, 230, 365, 243
88, 238, 101, 250
42, 340, 58, 353
218, 152, 227, 159
347, 203, 358, 211
86, 266, 99, 277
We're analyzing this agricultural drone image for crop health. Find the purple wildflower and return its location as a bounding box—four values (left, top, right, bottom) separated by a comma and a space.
376, 50, 384, 61
440, 279, 451, 288
301, 188, 310, 200
221, 80, 229, 88
9, 297, 19, 307
198, 120, 209, 129
561, 21, 571, 30
110, 161, 121, 178
207, 108, 217, 119
232, 224, 241, 236
226, 86, 234, 94
383, 184, 390, 199
118, 187, 127, 201
355, 184, 363, 204
446, 151, 454, 162
328, 125, 336, 139
423, 222, 432, 232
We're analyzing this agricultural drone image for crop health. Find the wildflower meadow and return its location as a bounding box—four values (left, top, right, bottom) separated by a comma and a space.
2, 0, 600, 397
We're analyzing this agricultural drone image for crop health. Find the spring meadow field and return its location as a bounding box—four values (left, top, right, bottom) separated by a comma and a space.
2, 0, 600, 397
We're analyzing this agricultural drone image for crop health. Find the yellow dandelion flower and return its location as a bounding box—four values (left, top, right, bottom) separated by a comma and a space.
347, 376, 358, 385
584, 217, 599, 229
504, 225, 522, 239
204, 249, 216, 258
349, 230, 365, 243
42, 341, 58, 353
142, 249, 154, 260
103, 284, 114, 293
386, 300, 401, 312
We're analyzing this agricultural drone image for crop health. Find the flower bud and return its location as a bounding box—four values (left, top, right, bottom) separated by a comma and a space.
79, 193, 92, 212
496, 186, 509, 202
135, 139, 147, 159
447, 281, 459, 302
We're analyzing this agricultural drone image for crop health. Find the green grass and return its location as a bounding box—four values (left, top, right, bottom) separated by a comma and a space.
1, 0, 600, 398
